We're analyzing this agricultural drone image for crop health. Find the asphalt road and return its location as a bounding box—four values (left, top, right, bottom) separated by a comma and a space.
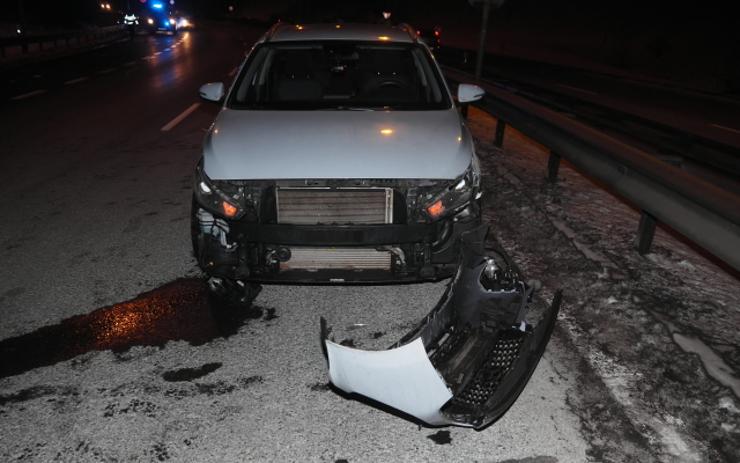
0, 24, 738, 462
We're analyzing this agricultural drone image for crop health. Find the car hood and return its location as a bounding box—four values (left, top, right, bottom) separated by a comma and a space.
202, 108, 473, 180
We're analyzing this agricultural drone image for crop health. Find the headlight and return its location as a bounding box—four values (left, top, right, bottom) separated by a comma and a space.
422, 155, 481, 221
194, 162, 256, 220
147, 17, 154, 25
169, 18, 176, 25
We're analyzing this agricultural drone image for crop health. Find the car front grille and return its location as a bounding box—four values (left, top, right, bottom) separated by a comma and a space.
276, 188, 393, 225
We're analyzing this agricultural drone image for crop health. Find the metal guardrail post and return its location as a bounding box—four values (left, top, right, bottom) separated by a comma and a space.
636, 211, 657, 255
547, 151, 561, 182
494, 119, 506, 148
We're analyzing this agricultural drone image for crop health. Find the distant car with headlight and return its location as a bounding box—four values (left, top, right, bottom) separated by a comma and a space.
143, 1, 177, 35
416, 26, 442, 50
192, 23, 485, 304
176, 16, 193, 30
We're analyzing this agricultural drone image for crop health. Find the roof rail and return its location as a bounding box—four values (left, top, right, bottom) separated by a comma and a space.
398, 23, 418, 42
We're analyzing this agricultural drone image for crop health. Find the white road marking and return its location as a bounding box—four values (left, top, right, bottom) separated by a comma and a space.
711, 123, 740, 135
556, 83, 598, 96
10, 89, 47, 101
228, 66, 238, 77
64, 77, 89, 85
98, 68, 116, 74
154, 51, 162, 55
123, 61, 136, 66
161, 103, 201, 132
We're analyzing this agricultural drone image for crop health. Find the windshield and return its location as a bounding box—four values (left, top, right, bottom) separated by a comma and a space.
228, 41, 451, 110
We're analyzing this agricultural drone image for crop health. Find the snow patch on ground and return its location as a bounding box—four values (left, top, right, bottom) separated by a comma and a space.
672, 333, 740, 398
651, 419, 703, 463
549, 219, 616, 268
719, 397, 739, 414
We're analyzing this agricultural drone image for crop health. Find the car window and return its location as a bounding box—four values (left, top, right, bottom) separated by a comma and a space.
229, 41, 451, 110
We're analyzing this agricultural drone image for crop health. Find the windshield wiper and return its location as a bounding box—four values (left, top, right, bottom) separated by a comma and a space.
331, 106, 378, 111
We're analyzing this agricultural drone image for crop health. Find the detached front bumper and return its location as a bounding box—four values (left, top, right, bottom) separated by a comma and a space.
323, 225, 561, 429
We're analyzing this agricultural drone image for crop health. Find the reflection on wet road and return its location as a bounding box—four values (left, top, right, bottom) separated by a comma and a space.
0, 278, 263, 379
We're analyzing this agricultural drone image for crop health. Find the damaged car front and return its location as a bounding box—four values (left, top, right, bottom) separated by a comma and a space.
191, 23, 560, 429
192, 24, 484, 295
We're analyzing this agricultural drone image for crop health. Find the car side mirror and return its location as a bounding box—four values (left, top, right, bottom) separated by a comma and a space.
457, 83, 484, 104
199, 82, 225, 102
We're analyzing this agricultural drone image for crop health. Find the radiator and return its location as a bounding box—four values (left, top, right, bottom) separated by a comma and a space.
276, 188, 393, 225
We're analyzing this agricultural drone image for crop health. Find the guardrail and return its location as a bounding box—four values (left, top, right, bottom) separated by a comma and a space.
0, 25, 128, 62
443, 66, 740, 271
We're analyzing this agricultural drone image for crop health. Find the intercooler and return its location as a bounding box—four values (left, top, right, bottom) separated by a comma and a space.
276, 188, 393, 225
281, 247, 392, 271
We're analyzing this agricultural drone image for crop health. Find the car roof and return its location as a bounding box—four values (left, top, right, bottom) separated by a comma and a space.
259, 23, 418, 44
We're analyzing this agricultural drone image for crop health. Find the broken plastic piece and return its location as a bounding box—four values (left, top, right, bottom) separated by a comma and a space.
323, 224, 562, 429
326, 337, 453, 425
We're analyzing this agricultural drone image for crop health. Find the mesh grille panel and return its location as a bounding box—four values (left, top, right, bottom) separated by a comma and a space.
450, 330, 526, 407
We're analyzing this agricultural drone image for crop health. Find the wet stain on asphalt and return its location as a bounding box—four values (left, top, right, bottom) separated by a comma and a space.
498, 457, 558, 463
263, 307, 278, 321
0, 385, 78, 406
237, 375, 263, 388
0, 278, 263, 379
152, 442, 170, 461
309, 382, 330, 392
371, 331, 385, 339
427, 430, 452, 445
339, 338, 355, 347
194, 381, 236, 396
1, 287, 25, 299
162, 362, 222, 382
103, 398, 158, 418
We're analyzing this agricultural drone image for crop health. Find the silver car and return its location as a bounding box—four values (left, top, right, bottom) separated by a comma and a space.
192, 23, 560, 430
193, 23, 485, 298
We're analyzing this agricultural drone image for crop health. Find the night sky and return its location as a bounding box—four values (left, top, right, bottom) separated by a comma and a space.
1, 1, 738, 90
